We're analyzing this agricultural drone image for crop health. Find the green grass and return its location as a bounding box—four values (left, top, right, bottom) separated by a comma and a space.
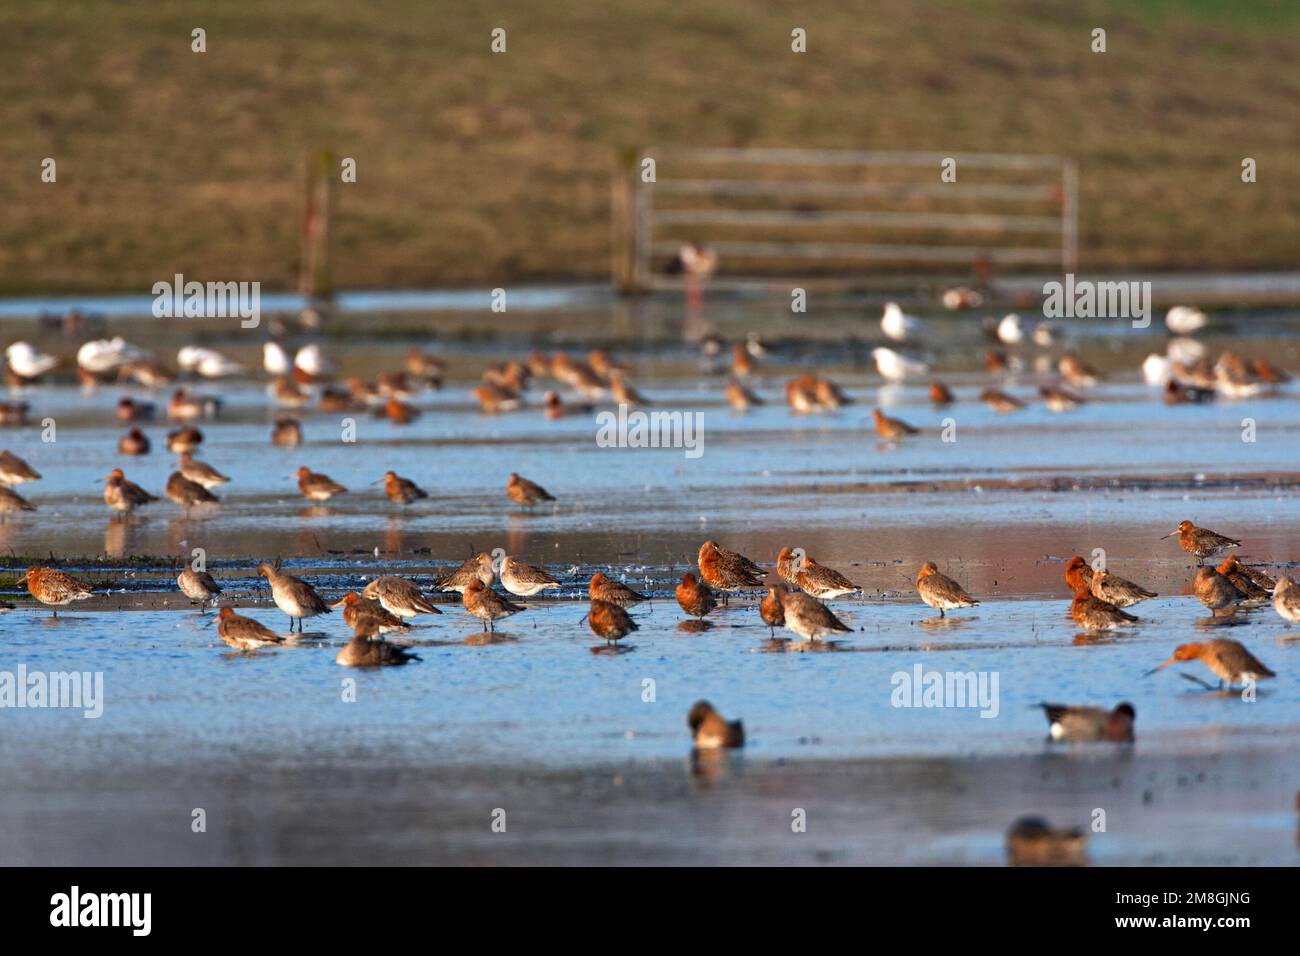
0, 0, 1298, 293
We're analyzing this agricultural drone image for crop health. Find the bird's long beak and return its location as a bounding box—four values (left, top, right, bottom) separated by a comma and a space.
329, 596, 348, 608
369, 478, 384, 485
15, 570, 29, 584
1143, 656, 1177, 677
1160, 529, 1179, 539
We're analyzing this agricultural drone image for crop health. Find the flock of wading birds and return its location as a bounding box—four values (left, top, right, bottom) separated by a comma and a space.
0, 304, 1296, 762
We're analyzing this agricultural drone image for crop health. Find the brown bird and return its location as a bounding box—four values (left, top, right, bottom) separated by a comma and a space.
103, 468, 158, 513
16, 566, 93, 616
1058, 352, 1102, 388
588, 572, 648, 608
293, 466, 346, 502
336, 631, 420, 667
1039, 702, 1135, 743
588, 598, 638, 645
378, 470, 427, 505
1147, 639, 1275, 687
165, 426, 203, 454
980, 387, 1025, 413
1006, 817, 1086, 866
168, 387, 221, 421
166, 471, 219, 509
461, 579, 526, 631
217, 606, 284, 651
872, 408, 919, 440
0, 450, 41, 485
507, 472, 554, 507
178, 451, 229, 490
775, 546, 801, 587
1162, 520, 1240, 564
0, 486, 36, 514
500, 555, 561, 597
1090, 569, 1157, 608
725, 379, 763, 411
916, 562, 979, 617
697, 540, 764, 600
928, 381, 954, 406
780, 591, 852, 640
1193, 566, 1246, 615
688, 700, 745, 749
272, 417, 303, 447
675, 572, 716, 619
1039, 385, 1086, 413
474, 382, 522, 414
331, 591, 409, 635
437, 553, 496, 593
1216, 555, 1274, 599
760, 586, 785, 635
383, 397, 418, 424
117, 427, 150, 456
1063, 556, 1093, 594
1070, 591, 1138, 630
795, 557, 859, 600
363, 576, 441, 618
116, 397, 154, 422
177, 567, 222, 604
256, 562, 331, 632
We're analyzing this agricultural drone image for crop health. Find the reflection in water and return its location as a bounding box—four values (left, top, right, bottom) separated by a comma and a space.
676, 619, 714, 634
104, 515, 137, 557
589, 643, 634, 655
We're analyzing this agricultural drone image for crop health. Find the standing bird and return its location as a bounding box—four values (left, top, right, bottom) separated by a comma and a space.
293, 466, 346, 502
178, 452, 229, 490
166, 471, 219, 510
1162, 520, 1239, 565
1090, 569, 1157, 608
980, 387, 1025, 413
378, 471, 427, 505
1216, 555, 1274, 599
0, 450, 41, 486
795, 556, 859, 600
331, 591, 409, 636
1039, 385, 1086, 413
177, 566, 222, 605
0, 486, 35, 515
500, 555, 562, 597
588, 598, 638, 645
759, 587, 785, 635
880, 301, 926, 342
872, 408, 919, 440
928, 382, 954, 406
216, 606, 284, 651
1193, 566, 1246, 615
1271, 576, 1300, 624
118, 427, 151, 456
437, 553, 496, 593
16, 566, 93, 616
1147, 639, 1275, 687
363, 576, 441, 619
166, 426, 203, 454
916, 562, 979, 617
461, 579, 525, 631
697, 540, 764, 601
336, 625, 420, 667
775, 546, 801, 587
780, 591, 852, 641
688, 701, 745, 749
272, 418, 303, 447
1006, 818, 1086, 867
675, 572, 716, 619
103, 468, 158, 514
507, 472, 554, 507
1071, 591, 1138, 631
725, 379, 763, 411
1063, 556, 1093, 594
588, 572, 648, 608
256, 563, 331, 632
1038, 703, 1135, 743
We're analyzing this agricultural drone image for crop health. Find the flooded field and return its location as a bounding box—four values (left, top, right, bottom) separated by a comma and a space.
2, 301, 1299, 864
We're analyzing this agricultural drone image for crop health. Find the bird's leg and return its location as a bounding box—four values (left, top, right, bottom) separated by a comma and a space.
939, 608, 946, 618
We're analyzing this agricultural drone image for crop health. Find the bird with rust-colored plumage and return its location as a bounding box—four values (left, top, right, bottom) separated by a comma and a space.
675, 572, 716, 619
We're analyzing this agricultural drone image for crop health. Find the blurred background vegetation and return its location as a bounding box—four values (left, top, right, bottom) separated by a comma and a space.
0, 0, 1297, 293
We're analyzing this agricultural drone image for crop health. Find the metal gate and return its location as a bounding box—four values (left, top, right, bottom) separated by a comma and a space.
612, 147, 1077, 292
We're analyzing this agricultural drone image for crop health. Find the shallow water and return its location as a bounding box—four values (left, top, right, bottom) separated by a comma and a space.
1, 304, 1298, 863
